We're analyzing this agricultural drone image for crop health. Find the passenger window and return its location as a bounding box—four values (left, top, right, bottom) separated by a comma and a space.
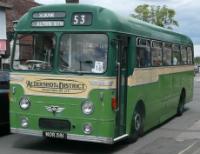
181, 46, 187, 64
172, 44, 180, 65
136, 38, 151, 68
187, 47, 193, 64
151, 41, 162, 67
163, 43, 172, 66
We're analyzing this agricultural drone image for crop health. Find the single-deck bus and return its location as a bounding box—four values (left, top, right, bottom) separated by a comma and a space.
10, 4, 194, 144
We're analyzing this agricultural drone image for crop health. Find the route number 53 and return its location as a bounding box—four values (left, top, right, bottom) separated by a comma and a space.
72, 13, 92, 25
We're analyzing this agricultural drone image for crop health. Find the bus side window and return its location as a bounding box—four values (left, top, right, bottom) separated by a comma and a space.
136, 38, 151, 68
163, 43, 172, 66
181, 46, 187, 64
187, 47, 193, 64
151, 40, 162, 67
172, 44, 181, 65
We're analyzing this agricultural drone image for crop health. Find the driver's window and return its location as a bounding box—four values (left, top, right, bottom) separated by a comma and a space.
14, 35, 33, 67
13, 33, 55, 71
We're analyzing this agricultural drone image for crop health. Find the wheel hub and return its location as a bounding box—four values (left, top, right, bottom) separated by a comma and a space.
135, 113, 141, 131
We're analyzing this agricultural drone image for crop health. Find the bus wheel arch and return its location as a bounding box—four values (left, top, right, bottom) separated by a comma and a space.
177, 88, 186, 116
127, 100, 145, 142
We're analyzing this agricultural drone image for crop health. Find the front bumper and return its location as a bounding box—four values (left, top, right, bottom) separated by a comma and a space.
11, 128, 114, 144
11, 128, 128, 144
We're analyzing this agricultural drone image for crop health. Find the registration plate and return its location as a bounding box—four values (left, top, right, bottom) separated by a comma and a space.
43, 131, 67, 139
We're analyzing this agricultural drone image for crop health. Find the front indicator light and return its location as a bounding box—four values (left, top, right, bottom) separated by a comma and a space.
111, 97, 118, 111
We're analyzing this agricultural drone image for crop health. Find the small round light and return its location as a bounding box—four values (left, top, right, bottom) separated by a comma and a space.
83, 123, 93, 135
21, 118, 29, 128
19, 97, 31, 110
81, 101, 94, 115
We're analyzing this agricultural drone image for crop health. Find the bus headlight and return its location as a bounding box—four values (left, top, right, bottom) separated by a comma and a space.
83, 123, 93, 135
81, 100, 94, 115
19, 97, 31, 110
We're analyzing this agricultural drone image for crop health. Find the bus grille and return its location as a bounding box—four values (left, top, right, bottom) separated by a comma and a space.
39, 118, 71, 131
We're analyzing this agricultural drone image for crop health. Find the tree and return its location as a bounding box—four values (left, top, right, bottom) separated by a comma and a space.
194, 57, 200, 65
131, 4, 179, 29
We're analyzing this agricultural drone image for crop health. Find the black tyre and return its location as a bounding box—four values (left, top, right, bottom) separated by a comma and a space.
127, 106, 144, 143
177, 92, 185, 116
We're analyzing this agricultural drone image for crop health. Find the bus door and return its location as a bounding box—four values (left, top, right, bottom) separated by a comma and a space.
116, 37, 128, 136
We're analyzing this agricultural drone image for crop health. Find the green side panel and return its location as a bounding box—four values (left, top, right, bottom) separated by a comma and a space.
126, 71, 194, 134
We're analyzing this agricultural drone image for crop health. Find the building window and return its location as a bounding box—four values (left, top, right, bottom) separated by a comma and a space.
151, 40, 162, 67
136, 38, 151, 68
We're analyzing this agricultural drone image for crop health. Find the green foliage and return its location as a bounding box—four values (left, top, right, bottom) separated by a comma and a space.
131, 4, 179, 29
194, 57, 200, 64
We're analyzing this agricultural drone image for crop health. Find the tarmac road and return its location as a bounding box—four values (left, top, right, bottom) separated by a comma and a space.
0, 74, 199, 154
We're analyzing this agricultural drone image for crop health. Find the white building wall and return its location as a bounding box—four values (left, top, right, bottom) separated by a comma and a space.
0, 8, 6, 40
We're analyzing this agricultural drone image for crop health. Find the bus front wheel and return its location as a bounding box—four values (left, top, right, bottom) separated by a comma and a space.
127, 106, 144, 143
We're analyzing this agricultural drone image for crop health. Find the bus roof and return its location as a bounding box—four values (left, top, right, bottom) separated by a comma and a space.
16, 4, 193, 45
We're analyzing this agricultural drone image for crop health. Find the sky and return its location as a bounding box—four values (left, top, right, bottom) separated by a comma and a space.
35, 0, 200, 57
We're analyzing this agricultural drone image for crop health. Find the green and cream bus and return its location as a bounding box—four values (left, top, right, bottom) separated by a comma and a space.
10, 4, 194, 144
